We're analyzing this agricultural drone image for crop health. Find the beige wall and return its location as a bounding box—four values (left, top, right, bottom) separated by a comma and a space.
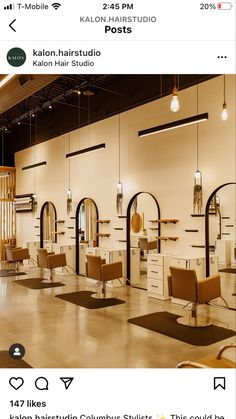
15, 75, 236, 257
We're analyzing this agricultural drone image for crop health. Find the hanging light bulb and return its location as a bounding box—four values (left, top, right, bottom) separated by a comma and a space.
221, 103, 228, 121
170, 86, 180, 112
221, 75, 228, 121
194, 169, 202, 182
67, 187, 72, 201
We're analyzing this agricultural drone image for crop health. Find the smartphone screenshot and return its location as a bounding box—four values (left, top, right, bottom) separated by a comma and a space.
0, 1, 235, 418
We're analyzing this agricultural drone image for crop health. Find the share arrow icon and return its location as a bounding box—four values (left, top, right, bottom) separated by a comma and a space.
60, 377, 74, 390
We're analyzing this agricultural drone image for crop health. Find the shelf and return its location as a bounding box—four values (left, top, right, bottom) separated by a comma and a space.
34, 226, 40, 229
222, 216, 230, 219
55, 231, 65, 235
191, 245, 205, 248
184, 229, 199, 232
117, 216, 127, 219
70, 216, 76, 219
149, 219, 179, 224
149, 228, 159, 230
191, 214, 205, 217
70, 237, 76, 239
96, 220, 110, 224
67, 227, 74, 229
155, 236, 179, 241
117, 240, 127, 242
113, 227, 124, 231
54, 220, 65, 224
96, 233, 110, 238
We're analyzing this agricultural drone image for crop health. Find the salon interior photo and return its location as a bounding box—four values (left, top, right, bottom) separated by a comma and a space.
0, 74, 235, 368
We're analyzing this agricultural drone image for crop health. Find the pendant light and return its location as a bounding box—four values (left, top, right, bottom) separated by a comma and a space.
170, 75, 180, 112
193, 84, 203, 215
221, 75, 228, 121
116, 94, 123, 216
32, 114, 38, 210
67, 130, 72, 214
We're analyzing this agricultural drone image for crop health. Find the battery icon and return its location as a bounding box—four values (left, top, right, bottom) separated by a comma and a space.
217, 2, 233, 9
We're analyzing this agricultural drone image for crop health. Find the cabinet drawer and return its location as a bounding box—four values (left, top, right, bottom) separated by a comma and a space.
147, 264, 163, 279
147, 255, 163, 266
148, 279, 164, 295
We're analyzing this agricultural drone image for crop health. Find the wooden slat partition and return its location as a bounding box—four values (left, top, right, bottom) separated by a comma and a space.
0, 166, 16, 261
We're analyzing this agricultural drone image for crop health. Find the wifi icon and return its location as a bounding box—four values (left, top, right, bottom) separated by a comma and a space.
52, 2, 61, 9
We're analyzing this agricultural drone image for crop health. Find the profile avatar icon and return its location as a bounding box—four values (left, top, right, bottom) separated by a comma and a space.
13, 347, 21, 356
9, 343, 25, 360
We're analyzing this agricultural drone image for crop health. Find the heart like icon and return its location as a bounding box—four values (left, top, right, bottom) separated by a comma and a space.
9, 377, 24, 390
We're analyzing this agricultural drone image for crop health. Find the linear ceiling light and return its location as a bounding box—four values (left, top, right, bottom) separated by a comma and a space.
66, 143, 106, 159
0, 74, 16, 89
22, 161, 47, 171
138, 113, 209, 138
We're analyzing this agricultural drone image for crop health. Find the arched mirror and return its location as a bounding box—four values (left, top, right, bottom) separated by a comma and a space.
126, 192, 161, 289
75, 198, 99, 275
205, 182, 236, 309
40, 201, 57, 248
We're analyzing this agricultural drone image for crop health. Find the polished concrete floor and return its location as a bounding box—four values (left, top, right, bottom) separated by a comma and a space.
0, 265, 235, 368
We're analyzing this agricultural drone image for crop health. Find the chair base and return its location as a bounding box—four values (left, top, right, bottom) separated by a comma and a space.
41, 279, 56, 284
91, 292, 116, 299
177, 315, 212, 328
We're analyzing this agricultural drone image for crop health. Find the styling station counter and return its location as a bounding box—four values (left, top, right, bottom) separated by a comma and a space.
85, 247, 126, 286
147, 253, 172, 300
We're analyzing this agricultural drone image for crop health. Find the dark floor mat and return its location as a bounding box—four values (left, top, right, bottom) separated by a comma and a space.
128, 311, 236, 346
0, 351, 32, 368
14, 278, 65, 289
56, 290, 125, 309
0, 269, 26, 277
219, 268, 236, 274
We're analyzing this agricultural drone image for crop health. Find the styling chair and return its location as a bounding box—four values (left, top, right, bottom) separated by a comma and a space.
4, 244, 30, 272
139, 238, 158, 253
168, 266, 228, 327
37, 248, 67, 283
85, 255, 123, 299
176, 343, 236, 368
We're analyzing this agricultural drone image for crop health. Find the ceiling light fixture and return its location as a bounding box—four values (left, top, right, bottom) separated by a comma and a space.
138, 113, 208, 138
66, 143, 106, 159
0, 74, 15, 89
22, 161, 47, 171
221, 75, 228, 121
170, 75, 180, 112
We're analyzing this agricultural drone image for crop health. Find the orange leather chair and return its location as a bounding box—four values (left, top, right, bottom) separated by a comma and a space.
4, 244, 30, 272
168, 266, 227, 327
37, 248, 67, 283
177, 343, 236, 368
86, 255, 123, 299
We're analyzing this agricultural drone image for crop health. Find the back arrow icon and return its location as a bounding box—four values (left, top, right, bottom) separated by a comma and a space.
9, 19, 16, 32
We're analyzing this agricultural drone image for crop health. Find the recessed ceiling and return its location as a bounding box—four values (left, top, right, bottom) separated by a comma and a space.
0, 74, 217, 166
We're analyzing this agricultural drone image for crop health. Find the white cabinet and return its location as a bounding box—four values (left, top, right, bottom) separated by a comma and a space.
100, 249, 126, 287
86, 247, 100, 256
215, 239, 232, 265
130, 247, 140, 285
147, 254, 171, 300
79, 243, 88, 275
170, 256, 205, 279
209, 255, 219, 276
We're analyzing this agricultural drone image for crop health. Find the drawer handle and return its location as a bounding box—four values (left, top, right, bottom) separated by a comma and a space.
151, 271, 159, 274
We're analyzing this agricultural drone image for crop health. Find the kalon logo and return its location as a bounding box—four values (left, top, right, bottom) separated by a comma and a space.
7, 47, 26, 67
